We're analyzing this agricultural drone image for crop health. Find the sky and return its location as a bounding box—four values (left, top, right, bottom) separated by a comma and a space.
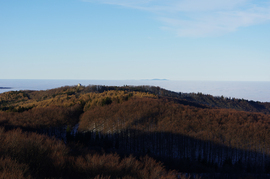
1, 0, 270, 81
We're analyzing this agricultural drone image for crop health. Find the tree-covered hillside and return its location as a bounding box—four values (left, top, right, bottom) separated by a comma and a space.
1, 85, 270, 179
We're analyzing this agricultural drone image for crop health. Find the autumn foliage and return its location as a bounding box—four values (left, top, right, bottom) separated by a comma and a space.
0, 128, 177, 179
1, 85, 270, 178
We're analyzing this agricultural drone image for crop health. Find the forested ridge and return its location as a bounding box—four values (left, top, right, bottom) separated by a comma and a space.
1, 85, 270, 179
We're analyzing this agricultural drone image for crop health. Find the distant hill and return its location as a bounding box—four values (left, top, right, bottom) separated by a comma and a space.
151, 79, 168, 81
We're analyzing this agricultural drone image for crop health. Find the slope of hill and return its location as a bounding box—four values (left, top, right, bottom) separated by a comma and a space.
1, 85, 270, 179
1, 85, 270, 114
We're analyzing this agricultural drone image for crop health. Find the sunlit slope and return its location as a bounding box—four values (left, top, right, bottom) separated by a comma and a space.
1, 85, 270, 114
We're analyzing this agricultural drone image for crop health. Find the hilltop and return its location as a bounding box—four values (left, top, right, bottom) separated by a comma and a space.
1, 85, 269, 114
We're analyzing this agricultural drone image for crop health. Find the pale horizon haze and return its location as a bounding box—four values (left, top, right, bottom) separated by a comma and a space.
1, 0, 270, 81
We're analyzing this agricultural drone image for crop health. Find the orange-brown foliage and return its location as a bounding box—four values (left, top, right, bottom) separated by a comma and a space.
0, 105, 82, 128
0, 127, 176, 179
80, 97, 270, 152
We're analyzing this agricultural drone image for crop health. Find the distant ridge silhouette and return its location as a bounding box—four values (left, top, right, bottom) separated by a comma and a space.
151, 78, 168, 81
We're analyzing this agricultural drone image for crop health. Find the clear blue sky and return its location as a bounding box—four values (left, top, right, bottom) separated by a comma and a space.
1, 0, 270, 81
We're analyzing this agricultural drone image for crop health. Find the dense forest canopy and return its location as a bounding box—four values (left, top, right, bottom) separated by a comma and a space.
1, 85, 270, 179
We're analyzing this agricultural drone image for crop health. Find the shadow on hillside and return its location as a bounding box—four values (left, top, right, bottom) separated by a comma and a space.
68, 129, 270, 179
2, 124, 270, 179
